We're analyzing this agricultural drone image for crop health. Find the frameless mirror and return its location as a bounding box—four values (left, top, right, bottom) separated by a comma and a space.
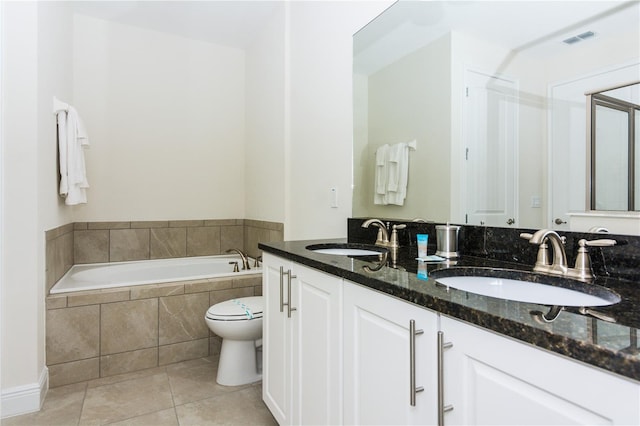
353, 0, 640, 234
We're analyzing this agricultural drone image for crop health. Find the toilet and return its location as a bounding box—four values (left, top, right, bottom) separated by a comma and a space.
205, 296, 264, 386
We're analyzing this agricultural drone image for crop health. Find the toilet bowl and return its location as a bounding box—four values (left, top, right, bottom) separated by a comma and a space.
205, 296, 264, 386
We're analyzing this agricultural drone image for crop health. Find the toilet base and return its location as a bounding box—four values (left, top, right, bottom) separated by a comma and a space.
216, 338, 262, 386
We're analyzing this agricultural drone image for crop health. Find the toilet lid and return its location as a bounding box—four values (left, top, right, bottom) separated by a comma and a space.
206, 296, 264, 321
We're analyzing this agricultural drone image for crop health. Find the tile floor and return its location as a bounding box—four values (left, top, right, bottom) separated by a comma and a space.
3, 356, 277, 426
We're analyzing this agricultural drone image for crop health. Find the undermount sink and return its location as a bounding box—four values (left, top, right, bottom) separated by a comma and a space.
434, 274, 620, 307
306, 243, 387, 257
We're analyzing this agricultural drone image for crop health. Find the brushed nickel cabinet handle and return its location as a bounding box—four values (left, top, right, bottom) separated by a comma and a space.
286, 270, 297, 318
279, 266, 285, 313
437, 331, 454, 425
409, 319, 424, 406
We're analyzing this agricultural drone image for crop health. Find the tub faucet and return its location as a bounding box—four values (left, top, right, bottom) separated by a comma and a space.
226, 248, 250, 270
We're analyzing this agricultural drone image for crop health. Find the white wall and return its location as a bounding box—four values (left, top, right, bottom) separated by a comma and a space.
73, 15, 246, 221
286, 0, 392, 240
1, 1, 76, 417
245, 5, 286, 223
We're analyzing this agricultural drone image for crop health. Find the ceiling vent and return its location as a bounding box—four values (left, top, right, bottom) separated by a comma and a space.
563, 31, 596, 45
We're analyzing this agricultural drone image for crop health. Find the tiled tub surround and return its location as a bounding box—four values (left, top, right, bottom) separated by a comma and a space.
45, 274, 262, 387
45, 219, 283, 294
44, 219, 281, 387
260, 219, 640, 381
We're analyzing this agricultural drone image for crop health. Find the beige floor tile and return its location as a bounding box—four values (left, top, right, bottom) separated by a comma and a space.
79, 373, 173, 425
104, 408, 179, 426
175, 386, 277, 426
86, 365, 167, 389
2, 382, 87, 426
166, 358, 250, 406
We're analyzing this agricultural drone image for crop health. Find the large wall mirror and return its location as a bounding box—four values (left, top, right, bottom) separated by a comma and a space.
353, 0, 640, 235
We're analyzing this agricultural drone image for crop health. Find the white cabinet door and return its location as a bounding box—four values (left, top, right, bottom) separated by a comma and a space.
440, 316, 640, 426
294, 263, 343, 425
344, 282, 438, 425
263, 254, 343, 425
262, 253, 293, 425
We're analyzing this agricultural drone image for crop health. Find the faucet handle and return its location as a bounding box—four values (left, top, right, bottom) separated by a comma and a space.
389, 224, 407, 249
583, 239, 617, 247
519, 233, 533, 240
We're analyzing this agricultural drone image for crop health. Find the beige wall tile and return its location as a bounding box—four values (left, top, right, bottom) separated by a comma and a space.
186, 226, 221, 256
159, 293, 210, 345
131, 283, 184, 300
244, 226, 270, 258
131, 221, 169, 229
110, 228, 150, 262
169, 220, 203, 228
46, 295, 68, 310
74, 230, 109, 264
100, 348, 158, 377
150, 228, 186, 259
47, 305, 100, 364
88, 221, 130, 230
232, 275, 261, 289
46, 237, 56, 291
254, 285, 263, 297
209, 336, 222, 357
209, 287, 254, 306
204, 219, 238, 227
220, 225, 244, 253
184, 278, 232, 294
49, 358, 99, 387
67, 288, 131, 307
159, 338, 208, 366
58, 231, 74, 280
101, 299, 158, 355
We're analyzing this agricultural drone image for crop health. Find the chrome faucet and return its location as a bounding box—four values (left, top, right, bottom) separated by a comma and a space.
226, 248, 250, 270
521, 229, 616, 282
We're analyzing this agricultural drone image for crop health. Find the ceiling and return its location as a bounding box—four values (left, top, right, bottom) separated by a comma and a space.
71, 1, 282, 49
354, 0, 640, 74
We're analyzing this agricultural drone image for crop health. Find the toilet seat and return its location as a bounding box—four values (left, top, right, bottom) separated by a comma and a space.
206, 296, 263, 321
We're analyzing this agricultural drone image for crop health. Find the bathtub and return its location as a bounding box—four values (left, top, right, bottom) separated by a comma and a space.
51, 254, 262, 294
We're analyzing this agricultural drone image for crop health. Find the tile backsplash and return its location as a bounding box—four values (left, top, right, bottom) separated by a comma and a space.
46, 219, 283, 294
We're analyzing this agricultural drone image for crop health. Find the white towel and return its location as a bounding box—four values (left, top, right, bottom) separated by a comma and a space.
374, 144, 389, 205
385, 139, 416, 206
58, 106, 90, 205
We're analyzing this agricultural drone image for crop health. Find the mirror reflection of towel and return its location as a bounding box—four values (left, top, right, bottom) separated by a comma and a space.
373, 140, 416, 206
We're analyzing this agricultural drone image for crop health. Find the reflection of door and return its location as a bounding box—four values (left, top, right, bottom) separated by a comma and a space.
463, 69, 517, 227
549, 63, 640, 229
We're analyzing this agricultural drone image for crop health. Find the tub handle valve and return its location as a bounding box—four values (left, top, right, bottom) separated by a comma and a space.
254, 255, 262, 268
229, 261, 239, 273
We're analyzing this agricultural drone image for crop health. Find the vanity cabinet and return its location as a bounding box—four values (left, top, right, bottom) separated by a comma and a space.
262, 253, 343, 425
439, 315, 640, 425
343, 282, 438, 425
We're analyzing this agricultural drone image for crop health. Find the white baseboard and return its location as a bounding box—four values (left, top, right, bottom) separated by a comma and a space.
0, 366, 48, 419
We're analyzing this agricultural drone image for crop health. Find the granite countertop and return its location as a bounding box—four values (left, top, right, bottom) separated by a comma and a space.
259, 238, 640, 382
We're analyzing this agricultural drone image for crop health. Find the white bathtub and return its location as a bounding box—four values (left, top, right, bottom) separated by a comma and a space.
51, 254, 261, 294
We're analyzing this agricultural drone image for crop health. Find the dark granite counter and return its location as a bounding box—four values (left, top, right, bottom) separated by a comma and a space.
258, 237, 640, 382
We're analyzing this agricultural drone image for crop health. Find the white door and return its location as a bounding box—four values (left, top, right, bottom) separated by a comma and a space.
463, 69, 518, 227
262, 253, 293, 425
294, 264, 343, 425
343, 282, 438, 425
441, 315, 640, 425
